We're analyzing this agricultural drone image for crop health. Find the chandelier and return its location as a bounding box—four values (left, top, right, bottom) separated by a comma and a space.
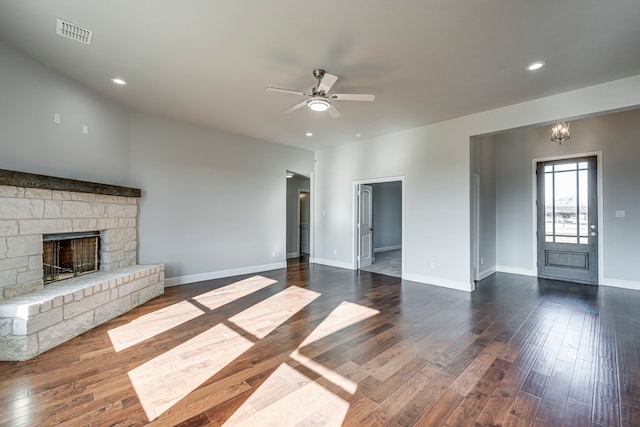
551, 122, 570, 144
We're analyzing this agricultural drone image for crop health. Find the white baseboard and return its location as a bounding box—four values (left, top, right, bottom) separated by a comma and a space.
373, 245, 401, 253
495, 265, 537, 277
402, 273, 474, 292
477, 267, 496, 281
287, 252, 300, 259
164, 262, 287, 287
600, 277, 640, 290
312, 258, 355, 270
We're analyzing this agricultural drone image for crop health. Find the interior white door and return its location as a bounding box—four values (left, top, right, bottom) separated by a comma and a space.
299, 191, 310, 254
358, 184, 373, 268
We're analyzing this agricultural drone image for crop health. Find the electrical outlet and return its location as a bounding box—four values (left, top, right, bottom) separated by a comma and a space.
480, 257, 484, 265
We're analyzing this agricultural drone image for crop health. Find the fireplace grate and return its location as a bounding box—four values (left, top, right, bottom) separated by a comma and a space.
43, 231, 100, 284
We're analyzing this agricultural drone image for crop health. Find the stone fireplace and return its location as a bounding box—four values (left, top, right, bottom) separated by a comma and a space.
0, 169, 164, 361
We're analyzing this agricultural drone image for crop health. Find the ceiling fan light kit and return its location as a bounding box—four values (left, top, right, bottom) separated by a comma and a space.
307, 97, 330, 112
266, 69, 375, 118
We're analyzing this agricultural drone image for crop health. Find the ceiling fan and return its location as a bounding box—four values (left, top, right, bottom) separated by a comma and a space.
266, 69, 375, 118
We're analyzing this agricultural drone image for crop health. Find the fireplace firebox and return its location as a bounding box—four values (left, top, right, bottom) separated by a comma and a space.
43, 231, 100, 284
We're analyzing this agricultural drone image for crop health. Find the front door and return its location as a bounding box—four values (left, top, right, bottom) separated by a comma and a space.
358, 184, 373, 268
537, 156, 598, 284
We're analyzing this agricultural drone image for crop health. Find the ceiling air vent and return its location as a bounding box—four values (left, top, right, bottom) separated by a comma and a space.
56, 18, 93, 45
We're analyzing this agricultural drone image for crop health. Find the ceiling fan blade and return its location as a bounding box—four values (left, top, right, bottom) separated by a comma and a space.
282, 100, 308, 114
318, 73, 338, 93
266, 87, 309, 96
327, 104, 341, 119
330, 93, 375, 102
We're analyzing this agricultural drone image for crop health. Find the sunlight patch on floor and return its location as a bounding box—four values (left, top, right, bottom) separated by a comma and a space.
224, 301, 380, 425
108, 300, 204, 352
229, 286, 321, 339
192, 275, 278, 311
223, 363, 349, 426
129, 323, 253, 421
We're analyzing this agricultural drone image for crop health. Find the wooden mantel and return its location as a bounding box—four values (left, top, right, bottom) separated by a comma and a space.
0, 169, 141, 198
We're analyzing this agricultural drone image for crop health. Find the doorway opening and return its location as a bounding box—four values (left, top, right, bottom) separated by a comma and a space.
354, 178, 404, 278
534, 154, 602, 284
286, 171, 312, 261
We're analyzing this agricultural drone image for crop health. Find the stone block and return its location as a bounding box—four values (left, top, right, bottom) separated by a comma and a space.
13, 318, 27, 335
123, 240, 137, 252
24, 188, 52, 200
17, 269, 44, 284
28, 255, 41, 271
104, 242, 124, 251
0, 269, 18, 286
139, 282, 164, 305
96, 218, 119, 230
19, 219, 73, 235
29, 307, 63, 333
94, 297, 132, 326
3, 280, 43, 299
43, 200, 63, 218
0, 198, 44, 219
0, 238, 5, 259
102, 228, 136, 244
52, 190, 71, 200
64, 291, 109, 319
61, 201, 107, 218
38, 310, 94, 355
70, 192, 96, 202
102, 250, 124, 265
40, 299, 52, 313
118, 218, 136, 228
73, 290, 84, 301
72, 218, 98, 232
6, 235, 41, 258
110, 288, 118, 300
0, 318, 11, 336
118, 276, 150, 298
108, 204, 137, 218
92, 284, 101, 294
52, 295, 63, 308
0, 220, 19, 237
0, 186, 19, 197
84, 286, 93, 296
0, 334, 39, 361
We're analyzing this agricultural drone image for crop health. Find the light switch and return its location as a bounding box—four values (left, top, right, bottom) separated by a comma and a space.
53, 113, 61, 124
82, 125, 89, 135
615, 210, 626, 218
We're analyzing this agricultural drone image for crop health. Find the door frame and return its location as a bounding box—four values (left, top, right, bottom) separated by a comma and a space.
298, 189, 310, 255
471, 174, 480, 281
352, 176, 405, 275
531, 151, 603, 284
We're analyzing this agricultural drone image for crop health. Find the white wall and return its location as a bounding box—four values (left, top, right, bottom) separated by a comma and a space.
314, 74, 640, 292
372, 181, 402, 251
493, 109, 640, 288
129, 112, 314, 285
0, 42, 131, 186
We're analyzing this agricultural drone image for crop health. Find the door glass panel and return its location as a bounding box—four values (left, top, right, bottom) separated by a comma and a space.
578, 169, 588, 237
542, 159, 590, 246
554, 170, 577, 237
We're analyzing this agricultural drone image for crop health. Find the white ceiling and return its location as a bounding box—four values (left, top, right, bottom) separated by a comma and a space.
1, 1, 639, 151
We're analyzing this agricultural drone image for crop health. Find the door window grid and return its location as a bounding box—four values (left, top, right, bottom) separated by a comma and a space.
544, 161, 589, 245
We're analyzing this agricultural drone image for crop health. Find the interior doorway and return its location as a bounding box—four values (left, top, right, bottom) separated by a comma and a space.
354, 178, 404, 277
286, 171, 311, 260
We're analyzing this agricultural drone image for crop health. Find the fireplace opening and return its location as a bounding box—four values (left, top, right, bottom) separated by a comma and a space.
43, 231, 100, 284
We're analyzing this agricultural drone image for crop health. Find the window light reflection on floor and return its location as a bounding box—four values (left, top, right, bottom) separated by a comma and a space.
108, 275, 277, 352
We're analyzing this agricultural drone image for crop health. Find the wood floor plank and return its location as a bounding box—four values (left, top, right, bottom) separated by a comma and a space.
1, 260, 639, 426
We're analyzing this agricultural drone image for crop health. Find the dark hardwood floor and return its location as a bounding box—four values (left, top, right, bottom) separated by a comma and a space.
1, 257, 640, 426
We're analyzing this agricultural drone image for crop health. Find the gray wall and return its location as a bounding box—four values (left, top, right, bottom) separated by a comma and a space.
494, 108, 640, 284
0, 42, 131, 186
471, 136, 497, 275
286, 175, 310, 256
1, 41, 315, 285
372, 181, 402, 251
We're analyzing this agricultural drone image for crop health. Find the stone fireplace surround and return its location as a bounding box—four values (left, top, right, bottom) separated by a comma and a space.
0, 169, 164, 361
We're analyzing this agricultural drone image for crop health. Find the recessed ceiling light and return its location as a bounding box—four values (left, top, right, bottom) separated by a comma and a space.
305, 132, 313, 137
526, 61, 546, 71
110, 77, 127, 86
355, 133, 363, 137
